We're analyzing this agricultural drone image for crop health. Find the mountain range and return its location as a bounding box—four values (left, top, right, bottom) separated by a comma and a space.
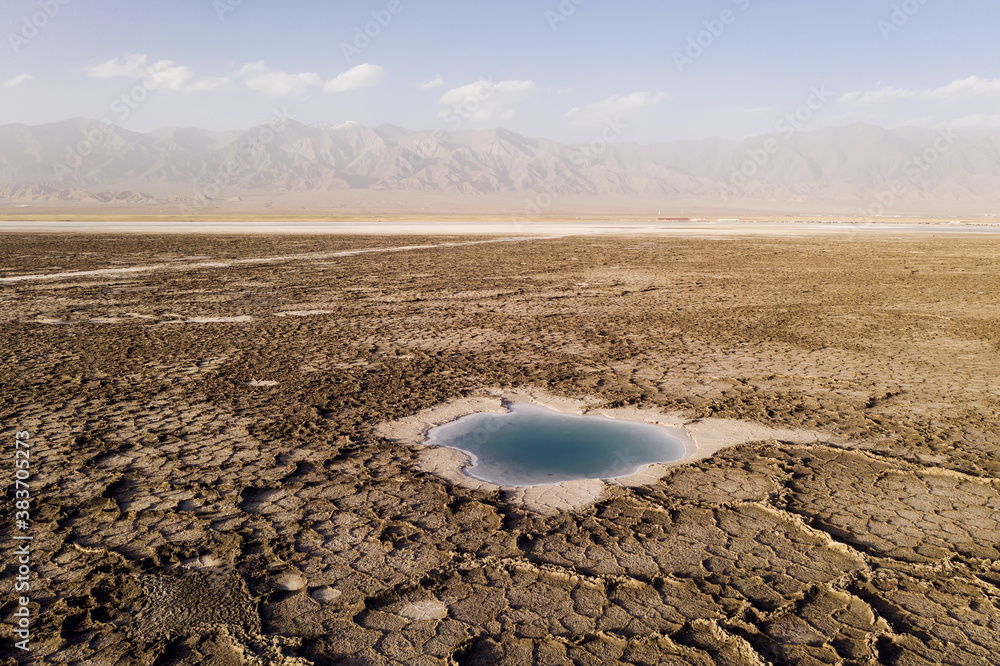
1, 118, 999, 214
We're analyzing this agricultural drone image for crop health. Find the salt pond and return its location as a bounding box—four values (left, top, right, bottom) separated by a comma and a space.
424, 403, 687, 486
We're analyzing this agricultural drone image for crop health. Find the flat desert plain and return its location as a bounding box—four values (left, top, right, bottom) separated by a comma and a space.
2, 224, 1000, 665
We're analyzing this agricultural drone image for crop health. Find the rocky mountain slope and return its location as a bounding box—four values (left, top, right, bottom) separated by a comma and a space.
1, 119, 998, 210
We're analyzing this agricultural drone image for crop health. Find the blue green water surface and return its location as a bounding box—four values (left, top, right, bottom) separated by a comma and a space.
425, 403, 687, 486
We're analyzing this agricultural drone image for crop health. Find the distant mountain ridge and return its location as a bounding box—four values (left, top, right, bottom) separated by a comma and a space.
1, 118, 999, 211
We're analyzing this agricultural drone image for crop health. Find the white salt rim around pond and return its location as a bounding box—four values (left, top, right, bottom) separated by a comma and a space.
375, 386, 842, 514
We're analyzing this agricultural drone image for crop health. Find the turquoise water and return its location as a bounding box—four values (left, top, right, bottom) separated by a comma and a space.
424, 403, 687, 486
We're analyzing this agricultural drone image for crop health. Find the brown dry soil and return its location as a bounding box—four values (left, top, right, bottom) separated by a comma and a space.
1, 233, 1000, 665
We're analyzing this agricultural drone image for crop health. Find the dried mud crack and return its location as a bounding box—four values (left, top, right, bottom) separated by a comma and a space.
1, 232, 999, 665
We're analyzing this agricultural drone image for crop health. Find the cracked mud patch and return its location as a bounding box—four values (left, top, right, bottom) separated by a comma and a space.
1, 233, 999, 664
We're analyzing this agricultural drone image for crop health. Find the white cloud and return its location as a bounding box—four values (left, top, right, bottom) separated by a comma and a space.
235, 61, 385, 97
187, 76, 234, 92
82, 53, 229, 93
840, 76, 1000, 106
838, 86, 916, 105
145, 61, 196, 91
564, 91, 667, 128
83, 53, 151, 79
438, 79, 537, 122
923, 76, 1000, 101
4, 74, 34, 88
82, 54, 385, 98
419, 75, 444, 90
324, 64, 386, 93
237, 61, 323, 97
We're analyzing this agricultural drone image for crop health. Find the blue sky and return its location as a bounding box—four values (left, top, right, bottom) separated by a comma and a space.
2, 0, 998, 143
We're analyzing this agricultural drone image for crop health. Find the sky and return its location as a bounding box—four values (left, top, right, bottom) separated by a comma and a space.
1, 0, 999, 144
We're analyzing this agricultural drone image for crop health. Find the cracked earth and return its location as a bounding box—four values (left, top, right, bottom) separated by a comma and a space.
1, 233, 999, 664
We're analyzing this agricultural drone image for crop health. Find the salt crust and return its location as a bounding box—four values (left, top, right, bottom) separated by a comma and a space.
376, 387, 843, 515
